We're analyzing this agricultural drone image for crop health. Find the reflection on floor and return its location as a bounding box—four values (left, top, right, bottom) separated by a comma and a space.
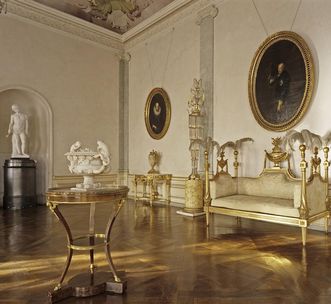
1, 201, 331, 303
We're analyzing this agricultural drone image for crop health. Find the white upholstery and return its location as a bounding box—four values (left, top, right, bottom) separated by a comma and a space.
210, 173, 237, 199
209, 169, 327, 219
211, 194, 299, 217
306, 176, 328, 215
237, 172, 300, 200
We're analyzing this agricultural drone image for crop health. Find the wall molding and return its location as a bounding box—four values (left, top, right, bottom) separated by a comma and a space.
52, 173, 187, 205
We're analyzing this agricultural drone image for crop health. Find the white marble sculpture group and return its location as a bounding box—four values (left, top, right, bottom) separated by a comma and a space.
65, 140, 111, 190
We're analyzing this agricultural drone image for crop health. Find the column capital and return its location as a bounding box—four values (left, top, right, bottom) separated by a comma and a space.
196, 5, 218, 26
118, 52, 131, 62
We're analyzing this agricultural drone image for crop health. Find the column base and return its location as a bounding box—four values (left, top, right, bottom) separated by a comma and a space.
177, 209, 205, 217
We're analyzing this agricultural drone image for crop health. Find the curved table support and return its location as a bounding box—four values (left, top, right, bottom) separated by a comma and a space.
104, 198, 124, 282
46, 187, 129, 303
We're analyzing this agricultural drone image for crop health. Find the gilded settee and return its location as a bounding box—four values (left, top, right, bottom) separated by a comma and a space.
204, 139, 330, 246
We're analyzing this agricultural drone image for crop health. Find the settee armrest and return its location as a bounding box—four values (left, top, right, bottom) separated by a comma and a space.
210, 173, 237, 199
306, 176, 328, 215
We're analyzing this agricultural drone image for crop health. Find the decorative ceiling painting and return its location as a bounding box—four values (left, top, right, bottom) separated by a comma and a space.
33, 0, 176, 33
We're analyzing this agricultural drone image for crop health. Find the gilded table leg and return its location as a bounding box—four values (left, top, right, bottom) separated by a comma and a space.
89, 203, 96, 274
134, 180, 137, 204
104, 199, 124, 283
236, 217, 242, 226
48, 204, 74, 289
324, 215, 330, 234
143, 182, 147, 198
47, 203, 74, 303
166, 181, 171, 204
149, 181, 153, 207
301, 227, 307, 247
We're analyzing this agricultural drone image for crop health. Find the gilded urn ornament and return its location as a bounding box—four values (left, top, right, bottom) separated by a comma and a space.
148, 150, 160, 174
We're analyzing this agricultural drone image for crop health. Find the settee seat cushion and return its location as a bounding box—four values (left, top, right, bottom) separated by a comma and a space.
211, 194, 299, 217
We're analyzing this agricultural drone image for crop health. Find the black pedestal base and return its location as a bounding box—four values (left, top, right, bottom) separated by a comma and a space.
3, 158, 37, 209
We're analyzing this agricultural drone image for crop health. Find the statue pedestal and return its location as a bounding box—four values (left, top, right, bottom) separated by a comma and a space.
176, 178, 205, 217
3, 158, 37, 209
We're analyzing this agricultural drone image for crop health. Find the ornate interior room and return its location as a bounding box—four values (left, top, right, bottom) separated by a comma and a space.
1, 0, 331, 303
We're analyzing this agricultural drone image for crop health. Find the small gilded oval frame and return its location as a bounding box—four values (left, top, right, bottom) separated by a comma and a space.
248, 31, 314, 132
144, 88, 171, 140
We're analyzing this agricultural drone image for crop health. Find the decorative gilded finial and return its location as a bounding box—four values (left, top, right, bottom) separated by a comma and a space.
265, 137, 289, 168
188, 78, 205, 115
216, 150, 228, 174
310, 146, 321, 175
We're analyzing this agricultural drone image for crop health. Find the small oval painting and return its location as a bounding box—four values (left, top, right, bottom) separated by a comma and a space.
248, 31, 314, 132
145, 88, 171, 140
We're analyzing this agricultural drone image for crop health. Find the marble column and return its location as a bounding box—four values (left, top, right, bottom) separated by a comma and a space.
196, 5, 218, 174
118, 52, 130, 185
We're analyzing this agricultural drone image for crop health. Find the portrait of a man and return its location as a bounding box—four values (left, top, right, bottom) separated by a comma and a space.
248, 31, 314, 132
145, 88, 171, 140
268, 62, 290, 113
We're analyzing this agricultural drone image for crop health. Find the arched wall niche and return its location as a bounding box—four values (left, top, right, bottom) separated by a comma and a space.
0, 86, 53, 205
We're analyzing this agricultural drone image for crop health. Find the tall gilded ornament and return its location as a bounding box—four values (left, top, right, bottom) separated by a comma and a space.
188, 79, 205, 179
177, 79, 205, 217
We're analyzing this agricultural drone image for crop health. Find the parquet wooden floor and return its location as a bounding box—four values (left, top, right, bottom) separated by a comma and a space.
1, 201, 331, 304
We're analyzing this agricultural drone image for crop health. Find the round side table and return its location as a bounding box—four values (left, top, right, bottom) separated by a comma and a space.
46, 186, 129, 303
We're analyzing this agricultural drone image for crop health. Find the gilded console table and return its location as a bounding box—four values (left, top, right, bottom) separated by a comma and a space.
46, 186, 129, 303
134, 174, 172, 206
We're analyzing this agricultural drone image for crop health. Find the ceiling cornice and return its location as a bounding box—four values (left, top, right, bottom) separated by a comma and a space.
123, 0, 217, 49
122, 0, 194, 42
4, 0, 219, 53
5, 0, 123, 54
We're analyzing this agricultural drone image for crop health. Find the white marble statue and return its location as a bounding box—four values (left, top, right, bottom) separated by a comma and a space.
6, 104, 29, 158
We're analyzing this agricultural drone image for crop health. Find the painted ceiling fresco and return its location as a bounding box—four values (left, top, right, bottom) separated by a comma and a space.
33, 0, 176, 34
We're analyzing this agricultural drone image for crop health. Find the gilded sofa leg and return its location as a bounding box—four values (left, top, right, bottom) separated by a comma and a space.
301, 227, 307, 247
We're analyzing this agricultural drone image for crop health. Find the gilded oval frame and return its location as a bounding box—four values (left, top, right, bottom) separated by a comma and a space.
144, 88, 171, 140
248, 31, 314, 132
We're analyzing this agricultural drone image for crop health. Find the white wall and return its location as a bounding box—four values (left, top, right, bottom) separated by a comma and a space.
0, 14, 120, 200
127, 13, 200, 177
127, 0, 331, 206
214, 0, 331, 177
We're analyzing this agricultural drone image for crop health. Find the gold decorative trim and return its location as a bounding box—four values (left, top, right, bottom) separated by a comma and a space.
248, 31, 314, 132
144, 88, 171, 140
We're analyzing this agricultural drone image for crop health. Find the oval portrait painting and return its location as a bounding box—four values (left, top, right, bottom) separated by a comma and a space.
145, 88, 171, 140
248, 31, 314, 131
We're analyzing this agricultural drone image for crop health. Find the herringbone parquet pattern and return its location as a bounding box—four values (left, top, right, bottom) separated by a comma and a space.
1, 201, 331, 303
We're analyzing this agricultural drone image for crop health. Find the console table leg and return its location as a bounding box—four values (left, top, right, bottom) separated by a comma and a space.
301, 227, 307, 246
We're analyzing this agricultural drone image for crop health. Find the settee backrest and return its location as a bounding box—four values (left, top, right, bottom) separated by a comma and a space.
237, 170, 301, 200
210, 173, 237, 199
